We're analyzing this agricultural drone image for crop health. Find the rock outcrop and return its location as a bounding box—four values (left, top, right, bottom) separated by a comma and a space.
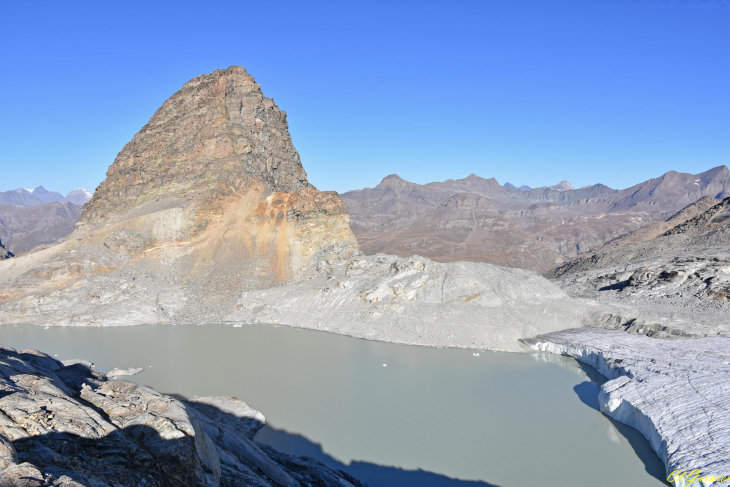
0, 66, 357, 324
0, 344, 367, 487
523, 329, 730, 487
78, 66, 312, 227
0, 240, 11, 260
550, 197, 730, 338
0, 66, 594, 350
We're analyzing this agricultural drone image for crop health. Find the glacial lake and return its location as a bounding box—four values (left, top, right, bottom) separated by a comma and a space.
0, 323, 668, 487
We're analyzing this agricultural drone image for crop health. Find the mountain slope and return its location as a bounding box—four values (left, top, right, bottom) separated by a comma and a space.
0, 202, 83, 254
0, 189, 44, 206
341, 166, 730, 273
549, 197, 730, 335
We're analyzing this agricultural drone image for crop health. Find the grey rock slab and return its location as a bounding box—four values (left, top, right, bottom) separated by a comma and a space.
80, 380, 220, 487
0, 344, 368, 487
0, 462, 47, 486
227, 253, 596, 352
0, 433, 17, 471
522, 328, 730, 486
106, 367, 144, 377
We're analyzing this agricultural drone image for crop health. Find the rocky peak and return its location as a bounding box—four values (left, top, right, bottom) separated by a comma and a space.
548, 181, 574, 191
451, 174, 502, 192
80, 66, 312, 226
61, 188, 93, 206
504, 182, 533, 191
25, 186, 64, 204
375, 174, 420, 193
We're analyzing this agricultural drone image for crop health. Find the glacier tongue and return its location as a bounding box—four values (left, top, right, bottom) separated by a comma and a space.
522, 328, 730, 487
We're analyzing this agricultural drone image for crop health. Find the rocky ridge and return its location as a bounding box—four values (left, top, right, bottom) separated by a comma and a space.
550, 196, 730, 337
0, 187, 91, 208
341, 167, 730, 273
503, 182, 532, 191
0, 344, 366, 487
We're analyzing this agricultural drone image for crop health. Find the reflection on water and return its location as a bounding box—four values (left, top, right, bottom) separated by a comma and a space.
0, 323, 668, 487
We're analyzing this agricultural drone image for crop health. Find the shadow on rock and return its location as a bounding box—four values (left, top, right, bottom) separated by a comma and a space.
0, 345, 368, 487
598, 281, 628, 291
256, 426, 502, 487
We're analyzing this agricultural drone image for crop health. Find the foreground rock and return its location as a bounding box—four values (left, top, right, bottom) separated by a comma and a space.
106, 367, 144, 377
0, 345, 367, 487
523, 329, 730, 487
227, 253, 596, 352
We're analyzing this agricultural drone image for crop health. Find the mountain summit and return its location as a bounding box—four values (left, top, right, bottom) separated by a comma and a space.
81, 66, 311, 227
547, 181, 574, 191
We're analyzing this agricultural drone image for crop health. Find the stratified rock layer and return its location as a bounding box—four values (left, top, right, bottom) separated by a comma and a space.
0, 345, 367, 487
523, 329, 730, 487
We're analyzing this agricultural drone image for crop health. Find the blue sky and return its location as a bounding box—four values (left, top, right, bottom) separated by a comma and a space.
1, 1, 728, 195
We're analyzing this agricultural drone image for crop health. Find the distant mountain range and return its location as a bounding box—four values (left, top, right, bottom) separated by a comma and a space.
0, 186, 92, 207
0, 202, 83, 254
340, 166, 730, 273
0, 186, 92, 254
503, 180, 574, 192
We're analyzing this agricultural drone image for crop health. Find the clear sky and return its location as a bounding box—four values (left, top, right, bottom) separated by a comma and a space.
1, 1, 728, 195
